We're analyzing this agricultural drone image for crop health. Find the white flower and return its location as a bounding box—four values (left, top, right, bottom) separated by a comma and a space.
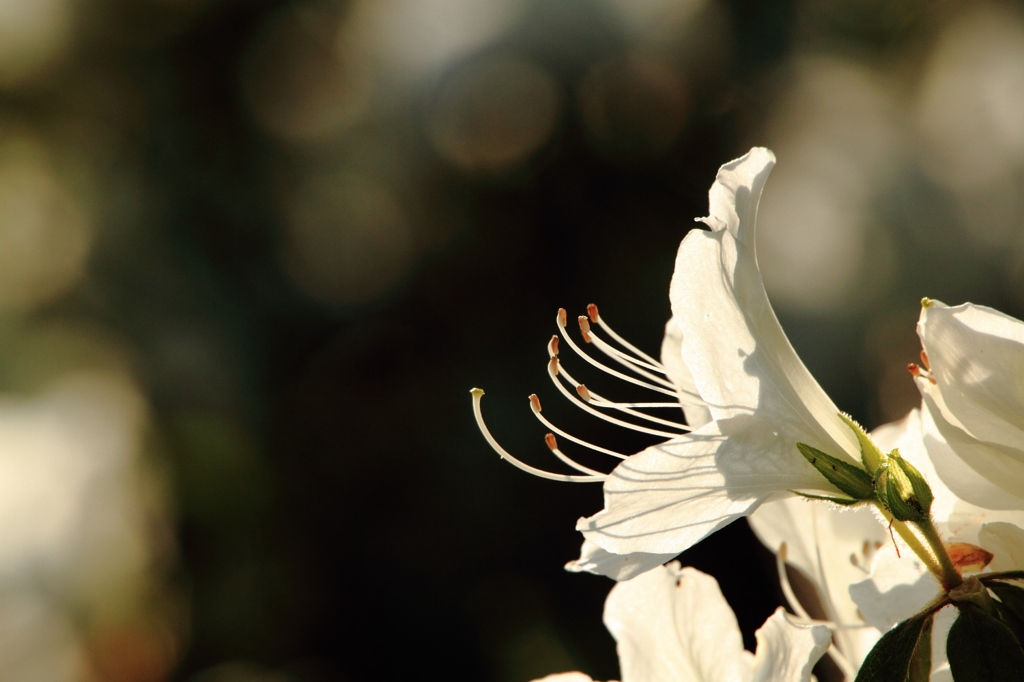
533, 562, 830, 682
472, 147, 870, 574
576, 148, 864, 558
841, 406, 1024, 680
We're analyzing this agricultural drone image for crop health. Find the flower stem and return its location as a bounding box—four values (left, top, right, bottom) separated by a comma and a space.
917, 516, 963, 591
873, 502, 943, 579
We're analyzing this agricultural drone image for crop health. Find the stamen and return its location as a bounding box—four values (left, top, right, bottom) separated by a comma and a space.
908, 362, 937, 385
587, 331, 671, 377
826, 645, 856, 682
548, 335, 559, 357
471, 388, 605, 482
554, 311, 679, 397
553, 359, 690, 434
920, 350, 931, 372
546, 358, 685, 438
528, 394, 628, 459
545, 433, 607, 476
586, 303, 662, 367
776, 544, 813, 622
578, 316, 593, 344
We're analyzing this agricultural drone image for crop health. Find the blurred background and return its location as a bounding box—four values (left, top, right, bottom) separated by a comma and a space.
0, 0, 1022, 679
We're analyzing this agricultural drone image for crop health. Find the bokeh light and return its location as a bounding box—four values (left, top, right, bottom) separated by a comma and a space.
281, 169, 416, 305
0, 130, 92, 312
0, 0, 73, 88
429, 54, 561, 174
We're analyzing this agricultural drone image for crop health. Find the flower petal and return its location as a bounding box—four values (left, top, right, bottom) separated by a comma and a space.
578, 416, 829, 556
660, 317, 711, 430
748, 608, 831, 682
670, 149, 860, 473
531, 674, 597, 682
748, 494, 885, 668
564, 539, 677, 582
603, 563, 750, 682
848, 545, 940, 632
917, 301, 1024, 507
978, 521, 1024, 573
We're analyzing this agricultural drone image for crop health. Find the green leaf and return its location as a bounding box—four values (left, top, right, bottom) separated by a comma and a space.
855, 613, 934, 682
839, 412, 885, 472
989, 581, 1024, 648
947, 603, 1024, 681
981, 571, 1024, 583
990, 581, 1024, 617
788, 490, 863, 506
796, 442, 874, 501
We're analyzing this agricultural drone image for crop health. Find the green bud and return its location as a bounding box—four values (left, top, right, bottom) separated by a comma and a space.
838, 412, 885, 473
883, 449, 934, 523
796, 442, 874, 501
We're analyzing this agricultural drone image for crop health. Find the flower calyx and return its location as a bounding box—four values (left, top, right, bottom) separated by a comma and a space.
795, 442, 874, 504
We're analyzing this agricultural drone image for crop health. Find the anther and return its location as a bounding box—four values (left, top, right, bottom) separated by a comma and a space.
587, 303, 599, 323
549, 356, 559, 376
557, 308, 568, 327
530, 394, 542, 412
920, 350, 930, 371
548, 335, 560, 357
544, 433, 558, 451
576, 384, 593, 402
578, 316, 592, 343
907, 363, 921, 377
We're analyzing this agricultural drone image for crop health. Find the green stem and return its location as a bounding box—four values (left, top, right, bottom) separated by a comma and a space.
873, 502, 943, 579
917, 516, 963, 591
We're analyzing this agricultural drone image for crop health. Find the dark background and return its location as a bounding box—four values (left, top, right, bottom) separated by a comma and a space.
2, 0, 1023, 680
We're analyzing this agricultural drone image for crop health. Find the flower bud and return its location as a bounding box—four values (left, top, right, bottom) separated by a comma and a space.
882, 449, 934, 523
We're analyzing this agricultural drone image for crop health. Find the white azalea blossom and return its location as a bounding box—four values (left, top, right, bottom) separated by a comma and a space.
577, 148, 863, 559
475, 146, 1024, 682
533, 562, 830, 682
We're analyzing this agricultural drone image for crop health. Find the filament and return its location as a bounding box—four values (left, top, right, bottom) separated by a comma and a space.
555, 310, 679, 397
587, 303, 662, 367
548, 357, 687, 437
553, 357, 690, 432
471, 388, 605, 482
529, 395, 627, 459
544, 433, 607, 476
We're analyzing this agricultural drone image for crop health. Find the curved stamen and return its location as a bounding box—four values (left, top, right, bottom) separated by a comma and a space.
776, 544, 813, 622
529, 395, 627, 459
587, 303, 663, 367
579, 384, 693, 432
555, 310, 679, 397
546, 358, 684, 438
586, 329, 704, 407
586, 328, 671, 376
553, 358, 690, 433
471, 388, 605, 482
545, 433, 607, 476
